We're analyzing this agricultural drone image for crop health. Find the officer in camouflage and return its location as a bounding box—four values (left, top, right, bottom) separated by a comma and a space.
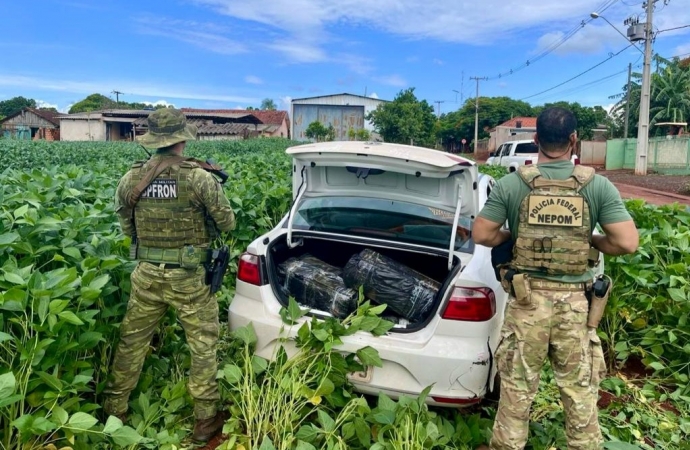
473, 107, 639, 450
104, 108, 236, 443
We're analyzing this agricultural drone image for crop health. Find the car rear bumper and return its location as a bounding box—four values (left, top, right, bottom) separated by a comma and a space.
229, 281, 492, 407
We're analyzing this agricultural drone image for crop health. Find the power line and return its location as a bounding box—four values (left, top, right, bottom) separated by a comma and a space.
656, 24, 690, 34
525, 68, 631, 103
486, 0, 621, 80
519, 43, 634, 100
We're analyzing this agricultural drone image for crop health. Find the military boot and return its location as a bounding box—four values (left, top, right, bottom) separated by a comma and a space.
191, 411, 228, 443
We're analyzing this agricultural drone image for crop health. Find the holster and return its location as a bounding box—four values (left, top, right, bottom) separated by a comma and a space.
499, 268, 533, 307
204, 245, 230, 294
586, 274, 612, 328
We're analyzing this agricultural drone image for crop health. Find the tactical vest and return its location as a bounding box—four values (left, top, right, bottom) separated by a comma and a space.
510, 165, 596, 276
129, 159, 212, 251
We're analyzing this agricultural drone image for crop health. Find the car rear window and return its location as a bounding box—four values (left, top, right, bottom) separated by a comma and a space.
288, 196, 473, 252
515, 142, 538, 154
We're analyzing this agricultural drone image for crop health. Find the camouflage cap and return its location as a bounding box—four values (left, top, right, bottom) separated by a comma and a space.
137, 108, 198, 149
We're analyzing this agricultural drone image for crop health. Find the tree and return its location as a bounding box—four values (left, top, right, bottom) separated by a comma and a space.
366, 88, 437, 148
69, 94, 118, 113
610, 55, 690, 138
436, 96, 535, 151
261, 98, 277, 110
305, 121, 329, 142
348, 127, 370, 141
0, 96, 37, 117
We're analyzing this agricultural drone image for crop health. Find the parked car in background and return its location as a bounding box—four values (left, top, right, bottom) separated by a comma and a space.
229, 141, 509, 407
487, 139, 579, 171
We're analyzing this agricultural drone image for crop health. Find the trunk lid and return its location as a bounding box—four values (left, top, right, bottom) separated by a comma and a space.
285, 142, 478, 270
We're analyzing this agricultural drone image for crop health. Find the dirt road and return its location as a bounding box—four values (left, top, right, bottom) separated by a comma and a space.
612, 182, 690, 207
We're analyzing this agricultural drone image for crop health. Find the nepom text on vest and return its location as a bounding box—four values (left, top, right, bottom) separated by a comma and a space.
529, 197, 582, 221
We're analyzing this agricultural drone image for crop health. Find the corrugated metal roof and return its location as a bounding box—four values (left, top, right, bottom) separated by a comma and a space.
291, 92, 390, 103
197, 123, 251, 135
0, 107, 62, 127
181, 108, 285, 125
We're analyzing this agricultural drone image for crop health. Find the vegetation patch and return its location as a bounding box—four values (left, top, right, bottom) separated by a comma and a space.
0, 140, 688, 449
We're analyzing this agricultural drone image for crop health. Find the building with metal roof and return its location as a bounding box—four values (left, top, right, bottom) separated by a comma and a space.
290, 93, 388, 141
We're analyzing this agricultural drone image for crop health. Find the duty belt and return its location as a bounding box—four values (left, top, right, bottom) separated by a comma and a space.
136, 245, 208, 265
529, 279, 591, 291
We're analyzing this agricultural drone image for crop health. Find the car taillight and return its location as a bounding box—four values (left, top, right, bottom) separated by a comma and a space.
441, 286, 496, 321
238, 252, 261, 285
574, 157, 580, 165
525, 159, 532, 165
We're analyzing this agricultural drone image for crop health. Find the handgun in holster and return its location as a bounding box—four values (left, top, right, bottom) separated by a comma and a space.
586, 274, 612, 328
204, 245, 230, 294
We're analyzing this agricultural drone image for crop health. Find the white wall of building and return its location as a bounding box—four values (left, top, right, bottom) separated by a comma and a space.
60, 118, 106, 141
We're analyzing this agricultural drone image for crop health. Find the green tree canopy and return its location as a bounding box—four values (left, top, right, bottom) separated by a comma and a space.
366, 88, 437, 148
0, 96, 37, 117
437, 96, 535, 149
68, 93, 173, 114
610, 55, 690, 138
261, 98, 277, 110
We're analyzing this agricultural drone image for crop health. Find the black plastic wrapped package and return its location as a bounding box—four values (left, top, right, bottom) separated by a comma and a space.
343, 249, 441, 322
279, 255, 358, 319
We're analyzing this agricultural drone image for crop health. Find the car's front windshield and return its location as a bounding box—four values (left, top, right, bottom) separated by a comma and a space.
287, 196, 473, 252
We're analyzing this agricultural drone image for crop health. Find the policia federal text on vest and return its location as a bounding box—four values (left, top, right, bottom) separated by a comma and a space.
126, 155, 230, 294
491, 164, 611, 328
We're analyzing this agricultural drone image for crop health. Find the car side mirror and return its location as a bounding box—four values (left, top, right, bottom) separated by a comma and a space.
489, 152, 495, 157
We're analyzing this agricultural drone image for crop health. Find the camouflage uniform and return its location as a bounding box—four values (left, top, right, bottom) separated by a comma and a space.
104, 109, 236, 426
479, 161, 631, 450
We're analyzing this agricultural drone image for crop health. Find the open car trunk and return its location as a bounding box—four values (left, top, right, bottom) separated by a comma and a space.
266, 233, 462, 332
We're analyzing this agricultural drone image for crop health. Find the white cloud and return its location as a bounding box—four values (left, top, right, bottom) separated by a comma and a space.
279, 96, 293, 109
369, 92, 379, 99
36, 99, 59, 110
192, 0, 638, 46
673, 43, 690, 58
433, 58, 444, 65
143, 100, 176, 108
0, 74, 260, 104
373, 75, 407, 87
134, 16, 248, 55
532, 24, 631, 56
244, 75, 263, 84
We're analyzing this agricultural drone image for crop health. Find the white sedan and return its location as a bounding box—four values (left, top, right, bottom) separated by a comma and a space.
228, 141, 509, 407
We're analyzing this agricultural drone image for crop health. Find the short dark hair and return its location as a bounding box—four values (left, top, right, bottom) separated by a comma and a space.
536, 107, 577, 152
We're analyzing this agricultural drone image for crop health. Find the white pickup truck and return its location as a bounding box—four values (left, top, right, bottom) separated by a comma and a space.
486, 139, 579, 172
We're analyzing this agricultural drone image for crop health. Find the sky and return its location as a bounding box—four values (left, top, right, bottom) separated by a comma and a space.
1, 0, 689, 115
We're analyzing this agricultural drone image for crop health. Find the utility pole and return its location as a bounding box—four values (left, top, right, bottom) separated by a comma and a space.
434, 100, 445, 117
470, 76, 488, 154
624, 62, 632, 139
461, 71, 464, 104
112, 90, 123, 104
634, 0, 657, 175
